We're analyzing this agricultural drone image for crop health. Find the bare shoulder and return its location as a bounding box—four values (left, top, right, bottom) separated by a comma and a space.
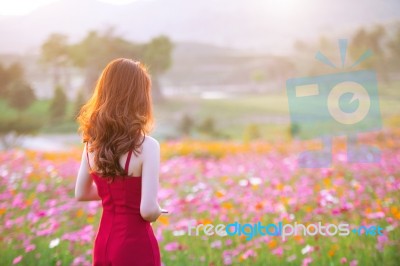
142, 135, 160, 154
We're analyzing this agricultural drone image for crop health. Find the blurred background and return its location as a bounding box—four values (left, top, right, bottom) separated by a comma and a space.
1, 1, 400, 266
0, 0, 399, 150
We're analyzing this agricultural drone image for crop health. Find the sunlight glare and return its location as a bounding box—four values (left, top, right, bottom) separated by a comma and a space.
97, 0, 138, 5
0, 0, 58, 16
268, 0, 301, 15
0, 0, 139, 16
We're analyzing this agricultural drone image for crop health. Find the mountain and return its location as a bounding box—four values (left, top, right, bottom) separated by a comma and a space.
0, 0, 399, 54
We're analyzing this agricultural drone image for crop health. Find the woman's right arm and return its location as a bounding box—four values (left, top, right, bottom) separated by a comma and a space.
140, 136, 162, 222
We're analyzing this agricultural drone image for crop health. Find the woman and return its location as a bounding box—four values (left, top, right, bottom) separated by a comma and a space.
74, 58, 165, 266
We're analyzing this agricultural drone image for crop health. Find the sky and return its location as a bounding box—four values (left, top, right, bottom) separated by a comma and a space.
0, 0, 139, 16
0, 0, 302, 16
0, 0, 398, 54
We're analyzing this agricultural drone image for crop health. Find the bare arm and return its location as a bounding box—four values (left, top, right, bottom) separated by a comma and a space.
140, 136, 162, 222
75, 144, 101, 201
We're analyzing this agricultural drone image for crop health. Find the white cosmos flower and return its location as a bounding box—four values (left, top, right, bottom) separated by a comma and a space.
301, 245, 313, 255
49, 238, 60, 249
249, 177, 262, 186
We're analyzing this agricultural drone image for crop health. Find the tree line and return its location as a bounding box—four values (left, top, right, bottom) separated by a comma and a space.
0, 28, 172, 148
294, 23, 400, 83
41, 27, 172, 101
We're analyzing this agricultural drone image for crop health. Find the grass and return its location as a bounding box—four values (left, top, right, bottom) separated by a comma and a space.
1, 80, 399, 141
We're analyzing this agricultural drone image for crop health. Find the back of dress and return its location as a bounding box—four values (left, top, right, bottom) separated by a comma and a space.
87, 145, 161, 266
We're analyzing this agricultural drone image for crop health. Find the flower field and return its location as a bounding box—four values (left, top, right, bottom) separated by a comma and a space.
0, 130, 399, 266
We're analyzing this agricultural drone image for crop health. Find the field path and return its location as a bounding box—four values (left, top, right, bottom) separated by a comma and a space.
19, 133, 81, 151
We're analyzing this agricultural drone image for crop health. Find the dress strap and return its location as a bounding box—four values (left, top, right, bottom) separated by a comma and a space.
124, 150, 133, 174
86, 142, 92, 171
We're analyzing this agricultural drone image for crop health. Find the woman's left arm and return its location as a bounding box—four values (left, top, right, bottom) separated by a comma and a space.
75, 145, 101, 201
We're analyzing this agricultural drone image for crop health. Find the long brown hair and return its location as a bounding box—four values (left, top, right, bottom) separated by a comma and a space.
77, 58, 153, 180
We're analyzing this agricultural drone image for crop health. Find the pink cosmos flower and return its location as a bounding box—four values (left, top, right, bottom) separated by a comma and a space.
164, 242, 180, 251
366, 212, 385, 219
272, 247, 283, 257
210, 240, 222, 249
350, 260, 358, 266
241, 249, 256, 259
24, 244, 36, 253
12, 255, 22, 264
223, 255, 232, 265
376, 234, 389, 252
302, 257, 312, 266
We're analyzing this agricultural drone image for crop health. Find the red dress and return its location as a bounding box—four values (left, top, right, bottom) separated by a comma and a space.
87, 146, 161, 266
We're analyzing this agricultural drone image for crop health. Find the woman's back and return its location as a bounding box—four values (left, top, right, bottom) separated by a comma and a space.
89, 145, 161, 266
88, 146, 142, 214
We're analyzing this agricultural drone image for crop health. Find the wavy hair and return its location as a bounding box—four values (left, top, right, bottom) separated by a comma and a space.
76, 58, 153, 180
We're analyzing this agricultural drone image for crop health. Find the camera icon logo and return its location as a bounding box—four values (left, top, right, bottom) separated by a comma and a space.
286, 39, 382, 168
